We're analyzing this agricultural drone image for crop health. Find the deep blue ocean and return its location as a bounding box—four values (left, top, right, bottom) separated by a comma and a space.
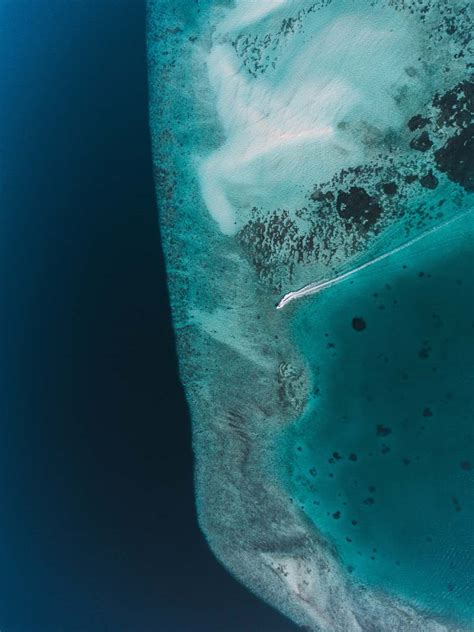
0, 2, 298, 630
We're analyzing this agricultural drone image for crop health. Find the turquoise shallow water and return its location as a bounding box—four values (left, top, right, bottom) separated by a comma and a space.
150, 0, 474, 628
280, 213, 474, 624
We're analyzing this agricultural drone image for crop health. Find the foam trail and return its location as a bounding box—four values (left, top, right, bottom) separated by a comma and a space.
277, 209, 473, 310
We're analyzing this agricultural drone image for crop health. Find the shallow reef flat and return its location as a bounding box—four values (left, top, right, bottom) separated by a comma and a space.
148, 1, 473, 629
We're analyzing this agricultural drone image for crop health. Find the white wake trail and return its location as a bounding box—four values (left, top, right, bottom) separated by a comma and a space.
276, 209, 473, 310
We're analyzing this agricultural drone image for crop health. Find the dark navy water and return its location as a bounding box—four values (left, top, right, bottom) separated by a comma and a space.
0, 2, 298, 630
282, 216, 474, 625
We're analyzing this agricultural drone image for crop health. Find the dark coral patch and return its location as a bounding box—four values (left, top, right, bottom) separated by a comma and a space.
382, 182, 398, 196
433, 80, 473, 129
420, 171, 439, 189
336, 187, 382, 228
435, 124, 474, 192
452, 497, 462, 512
352, 317, 366, 331
310, 189, 335, 203
407, 114, 430, 131
410, 131, 433, 152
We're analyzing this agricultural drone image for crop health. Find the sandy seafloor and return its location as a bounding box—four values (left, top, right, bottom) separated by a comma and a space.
148, 1, 473, 630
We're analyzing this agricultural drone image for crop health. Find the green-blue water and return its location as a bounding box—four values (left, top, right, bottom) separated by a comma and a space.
149, 0, 474, 628
281, 213, 474, 624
